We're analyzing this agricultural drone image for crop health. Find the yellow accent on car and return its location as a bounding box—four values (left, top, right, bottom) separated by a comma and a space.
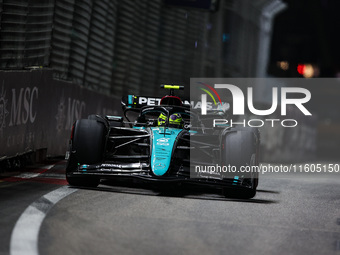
163, 85, 180, 90
158, 113, 167, 126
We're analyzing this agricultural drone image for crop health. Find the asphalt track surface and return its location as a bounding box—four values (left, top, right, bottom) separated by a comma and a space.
1, 160, 340, 255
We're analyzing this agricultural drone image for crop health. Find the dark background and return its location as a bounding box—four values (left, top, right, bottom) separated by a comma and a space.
270, 0, 340, 77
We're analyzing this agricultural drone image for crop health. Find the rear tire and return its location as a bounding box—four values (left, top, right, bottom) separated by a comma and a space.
221, 128, 258, 199
66, 119, 107, 187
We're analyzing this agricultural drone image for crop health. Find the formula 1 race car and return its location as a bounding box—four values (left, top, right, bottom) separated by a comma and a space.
65, 85, 260, 198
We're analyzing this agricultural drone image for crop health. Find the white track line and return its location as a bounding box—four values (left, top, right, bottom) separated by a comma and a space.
10, 186, 77, 255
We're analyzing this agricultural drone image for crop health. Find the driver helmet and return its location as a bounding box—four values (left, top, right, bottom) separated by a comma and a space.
157, 113, 183, 128
157, 113, 167, 126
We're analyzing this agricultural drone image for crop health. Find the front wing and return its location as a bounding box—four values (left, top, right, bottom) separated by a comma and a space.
66, 162, 253, 190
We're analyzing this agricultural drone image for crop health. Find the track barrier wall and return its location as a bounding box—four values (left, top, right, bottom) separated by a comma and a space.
0, 69, 121, 158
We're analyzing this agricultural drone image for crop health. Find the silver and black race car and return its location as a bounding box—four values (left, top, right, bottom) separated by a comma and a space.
65, 85, 260, 198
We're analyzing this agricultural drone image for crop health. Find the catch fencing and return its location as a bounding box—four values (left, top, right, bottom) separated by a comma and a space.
0, 0, 210, 95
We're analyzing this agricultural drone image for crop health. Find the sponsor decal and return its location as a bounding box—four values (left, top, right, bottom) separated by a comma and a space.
153, 163, 166, 170
130, 94, 231, 113
0, 84, 9, 131
157, 138, 170, 143
1, 84, 39, 148
156, 137, 170, 146
55, 90, 86, 131
157, 142, 169, 146
139, 97, 161, 105
8, 86, 39, 127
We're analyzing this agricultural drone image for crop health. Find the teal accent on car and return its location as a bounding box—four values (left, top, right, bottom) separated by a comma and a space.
150, 127, 182, 176
128, 95, 133, 105
80, 164, 89, 172
233, 176, 239, 185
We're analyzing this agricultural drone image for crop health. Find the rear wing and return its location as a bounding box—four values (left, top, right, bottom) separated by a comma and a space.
121, 84, 186, 109
121, 95, 190, 109
121, 95, 159, 108
121, 83, 229, 113
121, 95, 229, 114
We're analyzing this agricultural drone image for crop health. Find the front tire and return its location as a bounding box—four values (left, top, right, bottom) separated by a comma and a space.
221, 128, 259, 199
66, 119, 107, 187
